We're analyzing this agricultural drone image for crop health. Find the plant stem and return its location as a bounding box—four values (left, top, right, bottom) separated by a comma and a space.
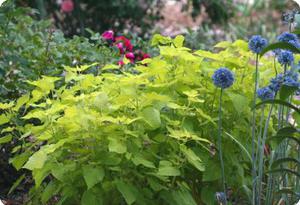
218, 88, 227, 204
257, 104, 274, 205
251, 53, 259, 205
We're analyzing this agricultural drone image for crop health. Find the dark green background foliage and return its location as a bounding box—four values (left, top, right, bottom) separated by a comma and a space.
17, 0, 235, 37
0, 1, 118, 101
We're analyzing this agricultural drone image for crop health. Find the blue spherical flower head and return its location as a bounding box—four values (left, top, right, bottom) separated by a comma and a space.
277, 50, 294, 65
269, 74, 284, 92
257, 86, 275, 100
248, 35, 268, 54
212, 67, 235, 89
277, 32, 299, 45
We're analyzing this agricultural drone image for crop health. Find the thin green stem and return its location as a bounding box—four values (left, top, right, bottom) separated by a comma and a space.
218, 89, 227, 204
257, 104, 274, 205
251, 54, 259, 205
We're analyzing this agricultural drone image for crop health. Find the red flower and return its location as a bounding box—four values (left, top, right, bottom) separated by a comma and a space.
102, 30, 115, 41
142, 53, 150, 60
115, 36, 133, 52
61, 0, 74, 13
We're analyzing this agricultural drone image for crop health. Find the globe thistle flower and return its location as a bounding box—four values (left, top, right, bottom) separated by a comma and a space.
248, 35, 268, 54
257, 86, 275, 100
277, 50, 294, 65
212, 68, 235, 89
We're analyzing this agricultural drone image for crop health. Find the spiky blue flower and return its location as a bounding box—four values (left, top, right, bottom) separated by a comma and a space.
212, 68, 235, 89
277, 32, 300, 48
269, 71, 299, 92
277, 50, 294, 65
248, 35, 268, 54
257, 86, 275, 100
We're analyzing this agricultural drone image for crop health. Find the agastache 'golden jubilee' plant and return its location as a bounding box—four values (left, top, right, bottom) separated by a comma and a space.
4, 34, 300, 205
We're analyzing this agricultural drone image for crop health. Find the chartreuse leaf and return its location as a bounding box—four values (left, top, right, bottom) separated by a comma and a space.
228, 93, 249, 114
173, 35, 185, 48
108, 137, 127, 154
115, 180, 139, 205
0, 135, 12, 144
82, 165, 105, 189
0, 114, 10, 126
9, 152, 31, 170
0, 101, 14, 110
140, 106, 161, 130
23, 149, 48, 170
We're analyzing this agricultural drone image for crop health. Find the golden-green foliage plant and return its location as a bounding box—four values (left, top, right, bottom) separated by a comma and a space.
2, 35, 293, 205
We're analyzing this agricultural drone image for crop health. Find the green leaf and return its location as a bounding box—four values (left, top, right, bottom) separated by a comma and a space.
173, 35, 185, 48
180, 145, 205, 171
228, 93, 249, 114
260, 42, 300, 56
23, 149, 47, 170
267, 168, 300, 178
8, 174, 25, 195
131, 155, 156, 169
108, 138, 127, 154
10, 152, 31, 170
81, 188, 103, 205
157, 161, 180, 176
82, 165, 105, 189
115, 180, 138, 205
225, 132, 252, 163
255, 99, 300, 114
140, 107, 161, 130
271, 157, 300, 169
279, 85, 298, 100
0, 114, 10, 126
41, 181, 60, 204
277, 126, 298, 136
0, 135, 12, 144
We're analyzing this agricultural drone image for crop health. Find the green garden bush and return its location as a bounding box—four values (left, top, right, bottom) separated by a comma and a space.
2, 35, 289, 204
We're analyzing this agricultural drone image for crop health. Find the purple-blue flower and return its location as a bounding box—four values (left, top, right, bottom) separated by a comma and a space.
212, 68, 235, 89
248, 35, 268, 54
257, 86, 275, 100
269, 74, 283, 92
277, 32, 300, 48
277, 50, 294, 65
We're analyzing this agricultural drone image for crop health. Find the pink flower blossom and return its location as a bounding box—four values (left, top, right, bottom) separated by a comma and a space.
125, 52, 135, 60
116, 42, 124, 54
102, 30, 115, 41
61, 0, 74, 13
118, 60, 125, 67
